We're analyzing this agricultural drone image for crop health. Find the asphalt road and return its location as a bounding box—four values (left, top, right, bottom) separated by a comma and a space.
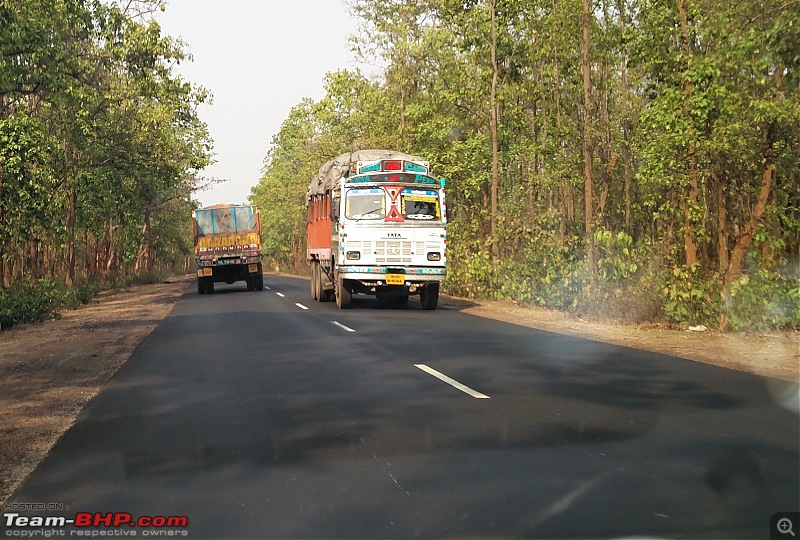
4, 274, 799, 539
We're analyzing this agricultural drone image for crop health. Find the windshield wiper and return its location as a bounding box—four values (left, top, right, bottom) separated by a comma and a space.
354, 207, 385, 222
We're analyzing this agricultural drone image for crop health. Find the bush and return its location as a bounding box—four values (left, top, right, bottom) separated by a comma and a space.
111, 272, 164, 288
62, 278, 103, 309
444, 248, 500, 299
0, 277, 107, 330
660, 264, 721, 327
0, 278, 67, 330
576, 264, 664, 322
724, 269, 800, 331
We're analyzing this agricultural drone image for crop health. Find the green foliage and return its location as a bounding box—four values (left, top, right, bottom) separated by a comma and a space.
0, 279, 66, 329
661, 265, 721, 326
0, 277, 104, 329
248, 0, 799, 332
595, 227, 639, 282
0, 0, 212, 286
61, 278, 103, 310
445, 247, 499, 299
110, 271, 167, 288
724, 269, 800, 331
0, 270, 184, 330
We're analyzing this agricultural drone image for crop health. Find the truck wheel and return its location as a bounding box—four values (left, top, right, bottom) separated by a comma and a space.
421, 283, 439, 310
311, 262, 319, 300
206, 279, 214, 294
197, 278, 205, 295
256, 272, 264, 291
336, 275, 351, 309
318, 264, 333, 302
246, 276, 255, 291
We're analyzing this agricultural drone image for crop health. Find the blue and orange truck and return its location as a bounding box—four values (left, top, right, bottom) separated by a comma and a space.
193, 204, 264, 294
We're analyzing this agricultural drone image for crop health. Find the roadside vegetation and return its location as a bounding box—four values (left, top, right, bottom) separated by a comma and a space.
0, 0, 212, 329
2, 1, 797, 333
251, 0, 799, 331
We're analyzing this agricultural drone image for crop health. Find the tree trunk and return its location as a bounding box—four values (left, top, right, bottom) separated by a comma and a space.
489, 0, 500, 268
400, 84, 407, 149
679, 0, 698, 268
618, 0, 632, 233
140, 211, 153, 274
552, 22, 574, 228
724, 127, 775, 286
30, 236, 39, 283
64, 144, 78, 287
716, 177, 728, 273
581, 0, 596, 278
0, 160, 5, 287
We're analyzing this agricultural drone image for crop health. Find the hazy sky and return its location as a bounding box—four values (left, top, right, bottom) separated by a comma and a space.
155, 1, 365, 207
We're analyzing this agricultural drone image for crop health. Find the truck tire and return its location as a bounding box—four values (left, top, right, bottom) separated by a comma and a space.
336, 275, 351, 309
318, 264, 333, 302
311, 262, 319, 300
206, 278, 214, 294
420, 283, 439, 310
256, 272, 264, 291
197, 278, 205, 295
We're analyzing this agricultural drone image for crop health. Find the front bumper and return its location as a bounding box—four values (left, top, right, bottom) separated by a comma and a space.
337, 266, 445, 284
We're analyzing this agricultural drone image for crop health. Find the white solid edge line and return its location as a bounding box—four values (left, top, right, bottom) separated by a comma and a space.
414, 364, 490, 399
295, 303, 309, 310
276, 292, 285, 297
331, 320, 356, 333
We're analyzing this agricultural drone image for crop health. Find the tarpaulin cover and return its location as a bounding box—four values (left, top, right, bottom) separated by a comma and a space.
306, 149, 428, 198
195, 205, 258, 236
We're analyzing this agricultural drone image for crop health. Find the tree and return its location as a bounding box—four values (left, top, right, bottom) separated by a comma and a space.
0, 0, 212, 288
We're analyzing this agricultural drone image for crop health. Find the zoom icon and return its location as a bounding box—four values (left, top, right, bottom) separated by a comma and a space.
772, 512, 800, 539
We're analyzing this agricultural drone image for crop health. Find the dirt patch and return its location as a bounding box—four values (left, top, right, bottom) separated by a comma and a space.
440, 297, 799, 382
0, 274, 797, 505
0, 277, 189, 506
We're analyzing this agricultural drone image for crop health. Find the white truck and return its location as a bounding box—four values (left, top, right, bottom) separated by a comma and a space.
306, 150, 447, 309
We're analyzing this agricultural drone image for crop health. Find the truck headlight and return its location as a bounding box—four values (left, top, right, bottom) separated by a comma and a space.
427, 252, 441, 261
346, 251, 361, 260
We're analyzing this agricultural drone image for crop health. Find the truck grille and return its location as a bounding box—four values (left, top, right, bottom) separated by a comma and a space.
373, 240, 410, 264
345, 240, 441, 264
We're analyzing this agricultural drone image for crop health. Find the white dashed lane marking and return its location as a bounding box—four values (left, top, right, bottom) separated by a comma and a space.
331, 321, 356, 333
414, 364, 490, 399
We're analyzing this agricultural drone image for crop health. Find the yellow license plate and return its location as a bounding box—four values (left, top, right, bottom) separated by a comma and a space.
385, 273, 404, 285
248, 264, 258, 273
197, 268, 212, 277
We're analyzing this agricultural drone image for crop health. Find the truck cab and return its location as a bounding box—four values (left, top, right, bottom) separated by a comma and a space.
307, 150, 446, 309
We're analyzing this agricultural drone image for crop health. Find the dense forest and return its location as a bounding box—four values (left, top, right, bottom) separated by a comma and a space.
0, 0, 211, 327
1, 0, 797, 332
251, 0, 799, 330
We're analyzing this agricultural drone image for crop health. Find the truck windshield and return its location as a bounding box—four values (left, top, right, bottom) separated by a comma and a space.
345, 188, 385, 220
195, 207, 257, 236
401, 188, 440, 221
